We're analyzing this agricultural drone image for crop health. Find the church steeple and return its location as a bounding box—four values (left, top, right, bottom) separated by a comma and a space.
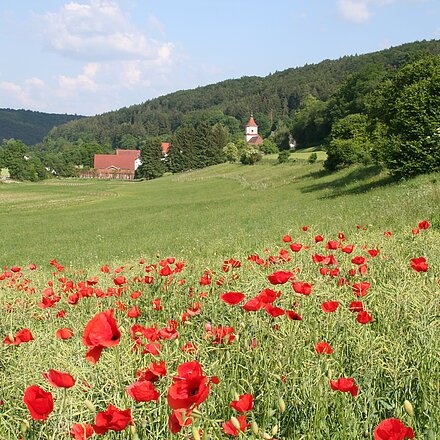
245, 114, 259, 142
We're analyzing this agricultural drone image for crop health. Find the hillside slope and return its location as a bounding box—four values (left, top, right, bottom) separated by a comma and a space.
0, 108, 85, 145
45, 39, 440, 147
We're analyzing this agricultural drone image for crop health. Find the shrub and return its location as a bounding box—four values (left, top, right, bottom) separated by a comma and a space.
240, 145, 262, 165
278, 150, 291, 164
261, 139, 279, 155
308, 152, 318, 164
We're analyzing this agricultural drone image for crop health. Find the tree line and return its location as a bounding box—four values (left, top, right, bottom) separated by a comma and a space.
1, 39, 439, 180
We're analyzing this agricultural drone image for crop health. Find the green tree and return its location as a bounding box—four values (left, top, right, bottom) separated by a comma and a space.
136, 138, 165, 179
223, 142, 239, 163
369, 55, 440, 177
324, 114, 372, 170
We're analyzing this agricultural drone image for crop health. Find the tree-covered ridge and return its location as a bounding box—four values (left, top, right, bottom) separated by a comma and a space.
45, 40, 440, 148
0, 108, 85, 146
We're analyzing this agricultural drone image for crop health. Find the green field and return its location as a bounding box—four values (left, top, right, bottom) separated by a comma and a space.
1, 156, 438, 268
1, 158, 439, 439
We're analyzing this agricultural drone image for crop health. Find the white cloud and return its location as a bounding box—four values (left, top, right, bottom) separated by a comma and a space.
40, 0, 173, 62
337, 0, 398, 23
338, 0, 372, 23
0, 79, 46, 109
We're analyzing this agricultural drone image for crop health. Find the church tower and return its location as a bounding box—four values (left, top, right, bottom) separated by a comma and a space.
245, 114, 263, 145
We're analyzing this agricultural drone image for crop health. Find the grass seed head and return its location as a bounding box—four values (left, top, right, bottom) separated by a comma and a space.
278, 397, 286, 413
230, 416, 241, 430
404, 399, 414, 416
251, 420, 259, 435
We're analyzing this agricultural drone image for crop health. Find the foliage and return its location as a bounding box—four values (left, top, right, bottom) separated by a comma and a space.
240, 144, 262, 165
278, 150, 291, 163
0, 139, 49, 181
291, 95, 330, 147
43, 41, 440, 161
136, 138, 165, 180
324, 114, 372, 170
223, 142, 239, 163
308, 152, 318, 164
261, 138, 279, 155
369, 55, 440, 177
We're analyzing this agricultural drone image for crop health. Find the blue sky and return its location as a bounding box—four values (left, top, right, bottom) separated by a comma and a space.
0, 0, 438, 115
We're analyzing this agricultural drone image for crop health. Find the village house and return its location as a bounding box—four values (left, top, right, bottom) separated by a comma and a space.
87, 142, 170, 179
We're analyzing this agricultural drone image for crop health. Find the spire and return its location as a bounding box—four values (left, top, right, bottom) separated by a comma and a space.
245, 115, 258, 127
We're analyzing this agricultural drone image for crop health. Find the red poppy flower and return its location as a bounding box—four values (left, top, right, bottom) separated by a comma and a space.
357, 310, 373, 324
411, 228, 420, 235
349, 301, 364, 312
282, 235, 292, 242
265, 304, 285, 317
4, 328, 34, 345
292, 282, 313, 295
82, 309, 121, 364
374, 418, 415, 440
70, 423, 94, 440
229, 394, 254, 412
127, 380, 160, 402
93, 404, 132, 435
321, 301, 339, 313
152, 298, 162, 310
127, 306, 141, 318
113, 276, 127, 286
418, 220, 430, 230
315, 235, 324, 243
168, 409, 193, 434
289, 243, 303, 252
315, 341, 333, 354
368, 249, 380, 257
43, 369, 76, 388
23, 385, 54, 420
352, 282, 371, 297
286, 310, 302, 320
268, 271, 294, 285
222, 415, 250, 436
410, 257, 428, 272
342, 244, 354, 254
220, 292, 245, 305
351, 256, 366, 265
329, 378, 358, 396
143, 342, 162, 356
136, 360, 167, 382
326, 240, 339, 250
167, 360, 210, 410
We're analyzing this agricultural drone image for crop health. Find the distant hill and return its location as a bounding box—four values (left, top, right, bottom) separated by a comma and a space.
45, 39, 440, 148
0, 108, 86, 146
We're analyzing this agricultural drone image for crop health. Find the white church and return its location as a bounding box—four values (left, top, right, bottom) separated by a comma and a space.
245, 115, 263, 145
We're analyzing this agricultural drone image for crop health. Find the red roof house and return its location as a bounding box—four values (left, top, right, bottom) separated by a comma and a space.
91, 149, 141, 179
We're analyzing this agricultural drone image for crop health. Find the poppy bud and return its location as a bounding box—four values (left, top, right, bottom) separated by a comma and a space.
278, 397, 286, 413
20, 420, 30, 435
7, 333, 14, 343
191, 425, 201, 440
251, 420, 259, 435
262, 432, 272, 440
230, 416, 241, 430
84, 400, 95, 412
272, 424, 279, 435
267, 409, 276, 417
404, 399, 414, 417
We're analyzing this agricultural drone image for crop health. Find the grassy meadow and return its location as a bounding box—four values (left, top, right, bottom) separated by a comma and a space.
0, 155, 439, 439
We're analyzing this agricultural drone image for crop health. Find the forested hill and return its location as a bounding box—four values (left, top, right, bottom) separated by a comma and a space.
45, 39, 440, 148
0, 108, 85, 146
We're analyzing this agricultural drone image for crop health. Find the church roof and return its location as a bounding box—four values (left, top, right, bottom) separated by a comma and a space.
245, 116, 258, 127
247, 135, 263, 145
